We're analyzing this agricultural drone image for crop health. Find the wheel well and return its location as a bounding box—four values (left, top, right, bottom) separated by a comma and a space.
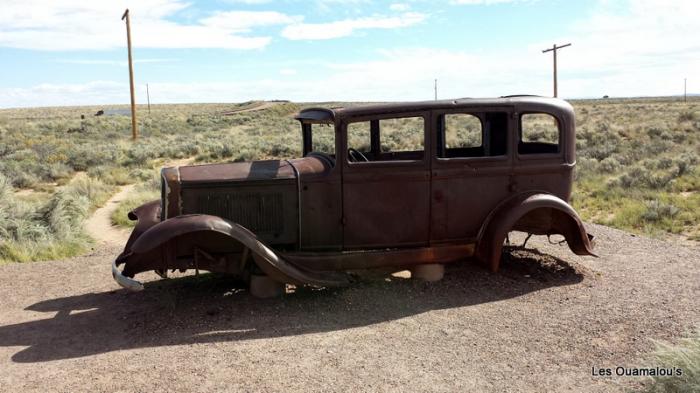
476, 195, 594, 272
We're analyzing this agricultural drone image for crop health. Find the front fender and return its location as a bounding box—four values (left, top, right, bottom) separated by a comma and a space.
475, 192, 596, 272
121, 199, 161, 254
114, 213, 350, 290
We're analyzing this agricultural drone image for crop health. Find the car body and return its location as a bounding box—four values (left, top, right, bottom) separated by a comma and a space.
112, 96, 596, 295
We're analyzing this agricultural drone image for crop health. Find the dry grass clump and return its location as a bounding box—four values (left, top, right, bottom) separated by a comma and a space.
639, 328, 700, 393
0, 172, 112, 262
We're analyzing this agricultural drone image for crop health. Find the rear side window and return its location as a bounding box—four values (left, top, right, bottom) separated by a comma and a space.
438, 112, 508, 158
445, 114, 482, 149
519, 113, 560, 155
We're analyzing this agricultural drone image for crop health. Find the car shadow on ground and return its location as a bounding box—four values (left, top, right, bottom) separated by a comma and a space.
0, 247, 585, 363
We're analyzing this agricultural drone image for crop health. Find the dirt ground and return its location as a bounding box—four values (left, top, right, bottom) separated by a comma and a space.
83, 184, 134, 247
0, 223, 698, 392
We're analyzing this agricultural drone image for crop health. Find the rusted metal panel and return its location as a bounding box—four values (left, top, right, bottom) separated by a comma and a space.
179, 160, 296, 184
475, 192, 596, 272
181, 182, 298, 245
113, 96, 595, 292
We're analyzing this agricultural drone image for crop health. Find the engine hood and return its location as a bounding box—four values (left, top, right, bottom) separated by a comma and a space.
159, 159, 302, 245
159, 156, 332, 244
178, 160, 297, 186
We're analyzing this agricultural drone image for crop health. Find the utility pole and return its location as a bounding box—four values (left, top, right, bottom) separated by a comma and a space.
542, 43, 571, 98
684, 78, 687, 103
434, 79, 437, 101
146, 83, 151, 114
122, 9, 138, 140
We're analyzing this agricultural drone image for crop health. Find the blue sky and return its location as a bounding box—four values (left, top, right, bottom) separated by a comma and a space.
0, 0, 698, 108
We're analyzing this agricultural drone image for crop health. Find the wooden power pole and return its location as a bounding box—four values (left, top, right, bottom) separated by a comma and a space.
122, 9, 138, 140
542, 43, 571, 98
434, 79, 437, 101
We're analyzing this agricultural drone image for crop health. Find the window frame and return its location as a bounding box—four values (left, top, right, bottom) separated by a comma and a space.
433, 108, 510, 164
309, 122, 337, 156
342, 112, 429, 169
439, 112, 485, 155
517, 111, 564, 160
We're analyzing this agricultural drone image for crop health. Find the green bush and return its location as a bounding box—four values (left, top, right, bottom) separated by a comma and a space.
641, 200, 679, 222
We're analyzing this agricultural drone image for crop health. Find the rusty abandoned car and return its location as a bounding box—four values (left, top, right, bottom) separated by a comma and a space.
112, 96, 596, 297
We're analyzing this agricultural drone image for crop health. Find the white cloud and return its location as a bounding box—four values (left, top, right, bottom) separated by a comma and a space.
389, 3, 411, 11
200, 11, 301, 32
281, 12, 426, 40
0, 0, 280, 50
55, 58, 178, 67
2, 0, 699, 107
221, 0, 273, 4
279, 68, 297, 75
0, 81, 129, 108
450, 0, 523, 4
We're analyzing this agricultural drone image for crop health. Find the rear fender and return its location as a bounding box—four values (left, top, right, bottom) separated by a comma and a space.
118, 214, 350, 287
475, 192, 596, 272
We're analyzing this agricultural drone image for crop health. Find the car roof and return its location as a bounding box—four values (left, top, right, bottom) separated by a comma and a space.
294, 96, 573, 123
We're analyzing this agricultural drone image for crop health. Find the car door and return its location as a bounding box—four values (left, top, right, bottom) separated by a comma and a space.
430, 107, 513, 242
341, 111, 431, 249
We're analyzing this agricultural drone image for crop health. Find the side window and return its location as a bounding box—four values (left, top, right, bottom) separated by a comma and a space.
440, 114, 483, 158
379, 117, 424, 155
438, 112, 508, 158
347, 116, 425, 163
312, 123, 336, 155
519, 113, 560, 154
347, 122, 371, 153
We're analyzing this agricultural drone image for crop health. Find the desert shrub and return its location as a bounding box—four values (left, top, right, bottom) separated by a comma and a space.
640, 328, 700, 393
599, 157, 621, 173
678, 110, 697, 122
576, 157, 599, 178
47, 163, 74, 181
123, 145, 160, 167
676, 153, 697, 176
656, 158, 674, 170
88, 166, 131, 185
611, 166, 680, 190
641, 200, 679, 222
0, 173, 111, 262
67, 145, 120, 171
647, 126, 664, 138
42, 190, 89, 237
65, 175, 111, 206
672, 132, 687, 144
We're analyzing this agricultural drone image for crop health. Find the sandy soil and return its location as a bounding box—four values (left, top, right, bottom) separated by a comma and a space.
84, 184, 135, 247
0, 224, 698, 392
83, 156, 195, 247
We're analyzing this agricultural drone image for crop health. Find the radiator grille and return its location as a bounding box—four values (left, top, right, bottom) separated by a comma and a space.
194, 192, 284, 233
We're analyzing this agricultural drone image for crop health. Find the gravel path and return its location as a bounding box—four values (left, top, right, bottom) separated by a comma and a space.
0, 224, 698, 392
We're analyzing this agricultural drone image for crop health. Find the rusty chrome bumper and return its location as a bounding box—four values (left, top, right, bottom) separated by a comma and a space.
112, 259, 144, 292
